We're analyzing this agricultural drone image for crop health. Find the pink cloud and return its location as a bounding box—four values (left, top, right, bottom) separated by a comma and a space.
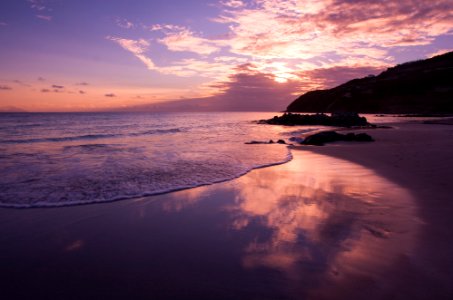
299, 65, 385, 90
220, 0, 245, 8
107, 36, 240, 85
216, 0, 453, 60
109, 0, 452, 109
36, 15, 52, 21
428, 48, 453, 58
28, 0, 47, 11
153, 26, 226, 55
122, 65, 304, 112
107, 36, 156, 70
115, 18, 134, 29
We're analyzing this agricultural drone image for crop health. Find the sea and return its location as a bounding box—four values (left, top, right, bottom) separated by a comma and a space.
0, 112, 332, 208
1, 112, 431, 208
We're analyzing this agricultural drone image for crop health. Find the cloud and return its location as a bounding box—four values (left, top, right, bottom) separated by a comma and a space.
149, 24, 187, 32
0, 85, 12, 90
79, 90, 86, 94
216, 0, 453, 61
75, 82, 89, 86
28, 0, 47, 11
207, 66, 304, 111
105, 93, 116, 97
107, 36, 239, 81
13, 80, 31, 87
118, 61, 393, 112
153, 25, 226, 55
108, 37, 149, 54
428, 48, 452, 58
41, 86, 70, 93
29, 0, 53, 21
220, 0, 245, 8
0, 22, 7, 26
133, 0, 450, 82
109, 0, 452, 109
115, 18, 134, 29
36, 15, 52, 21
123, 66, 304, 112
297, 65, 385, 90
107, 36, 156, 70
157, 58, 238, 79
37, 77, 45, 81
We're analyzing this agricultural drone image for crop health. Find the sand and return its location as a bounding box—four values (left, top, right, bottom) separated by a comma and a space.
1, 121, 452, 299
300, 121, 453, 299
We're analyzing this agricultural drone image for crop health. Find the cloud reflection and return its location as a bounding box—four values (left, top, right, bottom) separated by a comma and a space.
226, 149, 419, 296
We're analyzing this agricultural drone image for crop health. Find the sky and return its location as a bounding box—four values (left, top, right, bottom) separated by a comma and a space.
0, 0, 452, 112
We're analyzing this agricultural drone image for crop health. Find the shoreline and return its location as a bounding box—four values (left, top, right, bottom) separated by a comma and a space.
1, 120, 452, 299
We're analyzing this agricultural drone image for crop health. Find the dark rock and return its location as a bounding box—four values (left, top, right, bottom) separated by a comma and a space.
301, 131, 374, 146
355, 133, 374, 142
259, 112, 370, 127
245, 139, 287, 145
302, 131, 343, 146
244, 141, 263, 144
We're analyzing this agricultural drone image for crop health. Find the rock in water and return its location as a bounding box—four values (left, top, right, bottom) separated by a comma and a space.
259, 112, 370, 127
301, 131, 374, 146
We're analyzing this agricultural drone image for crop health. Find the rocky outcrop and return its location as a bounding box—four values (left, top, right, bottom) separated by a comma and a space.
245, 139, 287, 144
287, 51, 453, 114
301, 131, 374, 146
259, 112, 370, 127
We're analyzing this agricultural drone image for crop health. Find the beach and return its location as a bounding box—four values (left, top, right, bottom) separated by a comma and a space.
1, 120, 453, 299
303, 121, 453, 299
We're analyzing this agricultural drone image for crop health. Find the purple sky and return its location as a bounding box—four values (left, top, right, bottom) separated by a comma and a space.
0, 0, 452, 112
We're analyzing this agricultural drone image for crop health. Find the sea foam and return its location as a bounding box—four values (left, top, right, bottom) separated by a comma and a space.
0, 112, 302, 208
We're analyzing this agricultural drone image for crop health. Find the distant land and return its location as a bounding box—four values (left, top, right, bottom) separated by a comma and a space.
0, 106, 28, 113
287, 51, 453, 114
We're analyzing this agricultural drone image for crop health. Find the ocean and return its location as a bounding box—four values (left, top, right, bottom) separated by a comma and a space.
0, 112, 326, 208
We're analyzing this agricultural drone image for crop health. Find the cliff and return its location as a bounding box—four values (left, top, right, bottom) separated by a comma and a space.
287, 51, 453, 113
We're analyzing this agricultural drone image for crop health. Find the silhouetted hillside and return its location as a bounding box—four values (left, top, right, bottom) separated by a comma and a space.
287, 52, 453, 113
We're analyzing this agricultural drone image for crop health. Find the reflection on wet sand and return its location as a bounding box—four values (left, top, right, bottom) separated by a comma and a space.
231, 149, 419, 298
171, 149, 419, 299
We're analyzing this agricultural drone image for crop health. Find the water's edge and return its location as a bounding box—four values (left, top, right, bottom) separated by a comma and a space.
0, 147, 293, 209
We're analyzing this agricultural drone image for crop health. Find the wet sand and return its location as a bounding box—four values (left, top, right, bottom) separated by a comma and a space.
1, 121, 452, 299
301, 121, 453, 299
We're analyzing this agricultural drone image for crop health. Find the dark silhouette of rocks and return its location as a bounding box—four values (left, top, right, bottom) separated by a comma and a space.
0, 106, 27, 113
245, 139, 287, 145
287, 51, 453, 114
259, 112, 370, 127
302, 131, 374, 146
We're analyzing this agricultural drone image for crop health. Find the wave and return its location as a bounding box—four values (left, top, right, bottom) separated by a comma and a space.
0, 128, 182, 144
129, 128, 182, 136
0, 148, 293, 209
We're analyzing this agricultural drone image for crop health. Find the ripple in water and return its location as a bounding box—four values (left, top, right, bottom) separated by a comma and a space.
0, 112, 301, 207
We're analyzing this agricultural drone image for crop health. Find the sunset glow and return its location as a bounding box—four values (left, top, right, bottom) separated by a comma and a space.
0, 0, 452, 112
